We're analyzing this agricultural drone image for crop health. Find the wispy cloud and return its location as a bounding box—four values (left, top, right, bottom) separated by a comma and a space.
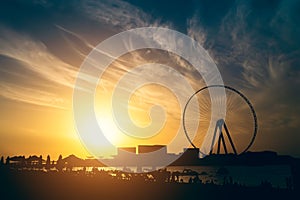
80, 0, 163, 30
0, 27, 79, 108
0, 83, 68, 109
55, 24, 95, 58
0, 0, 173, 109
0, 28, 78, 88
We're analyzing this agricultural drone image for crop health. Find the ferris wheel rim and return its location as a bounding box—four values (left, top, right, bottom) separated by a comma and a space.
183, 85, 258, 155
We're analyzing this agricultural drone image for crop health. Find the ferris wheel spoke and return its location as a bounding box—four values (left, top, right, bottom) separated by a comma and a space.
183, 85, 258, 156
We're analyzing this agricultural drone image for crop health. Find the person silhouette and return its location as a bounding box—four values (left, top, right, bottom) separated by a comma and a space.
0, 156, 4, 165
46, 155, 51, 171
5, 156, 10, 165
56, 155, 64, 172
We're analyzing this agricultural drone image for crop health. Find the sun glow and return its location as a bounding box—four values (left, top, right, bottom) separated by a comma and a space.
94, 81, 182, 151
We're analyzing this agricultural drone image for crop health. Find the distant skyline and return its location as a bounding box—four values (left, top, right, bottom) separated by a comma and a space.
0, 0, 300, 158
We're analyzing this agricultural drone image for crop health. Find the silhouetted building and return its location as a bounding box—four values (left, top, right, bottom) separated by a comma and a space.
138, 145, 167, 154
172, 148, 200, 166
182, 148, 199, 160
63, 154, 84, 168
117, 147, 136, 156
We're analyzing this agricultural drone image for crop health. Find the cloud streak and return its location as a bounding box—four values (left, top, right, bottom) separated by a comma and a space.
0, 83, 68, 109
80, 0, 164, 30
0, 27, 79, 108
0, 28, 78, 88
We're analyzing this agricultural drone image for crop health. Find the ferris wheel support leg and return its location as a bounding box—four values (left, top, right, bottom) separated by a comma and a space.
210, 122, 220, 155
217, 134, 222, 154
223, 122, 238, 155
220, 132, 228, 154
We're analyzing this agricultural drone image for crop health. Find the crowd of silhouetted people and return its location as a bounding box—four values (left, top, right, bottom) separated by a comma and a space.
0, 154, 296, 189
1, 154, 298, 200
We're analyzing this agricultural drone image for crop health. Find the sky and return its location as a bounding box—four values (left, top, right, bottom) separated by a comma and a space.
0, 0, 300, 159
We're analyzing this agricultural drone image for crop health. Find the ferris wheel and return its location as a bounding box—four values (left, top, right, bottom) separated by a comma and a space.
183, 85, 257, 156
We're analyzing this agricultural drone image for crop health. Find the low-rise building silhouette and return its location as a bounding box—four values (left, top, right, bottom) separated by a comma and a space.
138, 145, 167, 154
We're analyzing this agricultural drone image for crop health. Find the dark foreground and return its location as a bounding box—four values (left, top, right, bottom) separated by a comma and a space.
1, 170, 298, 200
